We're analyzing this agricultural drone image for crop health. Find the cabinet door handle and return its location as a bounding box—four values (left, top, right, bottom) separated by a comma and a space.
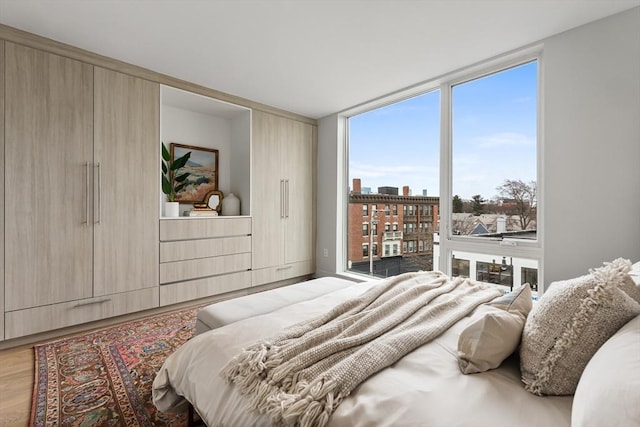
285, 179, 290, 218
84, 162, 90, 225
95, 162, 101, 224
280, 179, 285, 219
73, 297, 111, 308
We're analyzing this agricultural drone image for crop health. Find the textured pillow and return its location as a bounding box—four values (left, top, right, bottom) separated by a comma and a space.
623, 260, 640, 300
520, 258, 640, 396
458, 283, 532, 374
571, 315, 640, 427
630, 260, 640, 286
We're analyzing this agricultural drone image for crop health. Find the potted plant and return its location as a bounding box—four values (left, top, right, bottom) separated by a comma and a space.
161, 142, 191, 217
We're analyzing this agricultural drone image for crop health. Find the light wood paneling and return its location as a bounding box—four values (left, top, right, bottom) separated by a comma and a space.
93, 67, 160, 296
160, 271, 251, 306
160, 236, 251, 263
4, 42, 94, 311
4, 287, 159, 339
284, 120, 315, 265
160, 253, 251, 284
0, 41, 5, 340
251, 111, 286, 270
160, 217, 251, 241
251, 111, 316, 278
251, 261, 314, 287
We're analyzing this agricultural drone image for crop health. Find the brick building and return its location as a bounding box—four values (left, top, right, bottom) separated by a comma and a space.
348, 178, 439, 277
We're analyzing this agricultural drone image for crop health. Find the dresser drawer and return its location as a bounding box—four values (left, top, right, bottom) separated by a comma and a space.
251, 260, 314, 287
160, 217, 251, 241
160, 253, 252, 284
4, 287, 159, 339
160, 236, 251, 263
159, 271, 252, 306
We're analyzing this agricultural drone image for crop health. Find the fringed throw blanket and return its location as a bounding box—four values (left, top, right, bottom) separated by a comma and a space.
221, 271, 502, 427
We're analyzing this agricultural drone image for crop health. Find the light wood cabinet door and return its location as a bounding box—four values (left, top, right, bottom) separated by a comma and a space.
4, 42, 94, 311
0, 40, 5, 339
252, 110, 286, 270
284, 120, 315, 265
252, 111, 316, 276
93, 67, 159, 296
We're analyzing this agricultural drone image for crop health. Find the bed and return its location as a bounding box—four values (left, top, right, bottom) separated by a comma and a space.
153, 259, 640, 427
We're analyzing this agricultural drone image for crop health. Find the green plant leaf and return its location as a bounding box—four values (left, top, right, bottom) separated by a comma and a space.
175, 173, 190, 182
162, 142, 171, 162
162, 175, 172, 195
171, 152, 191, 170
175, 183, 187, 193
162, 162, 168, 174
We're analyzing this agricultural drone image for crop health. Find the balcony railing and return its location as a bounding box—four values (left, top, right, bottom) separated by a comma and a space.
383, 231, 403, 240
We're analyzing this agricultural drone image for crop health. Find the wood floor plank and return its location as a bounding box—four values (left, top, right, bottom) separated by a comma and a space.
0, 346, 33, 426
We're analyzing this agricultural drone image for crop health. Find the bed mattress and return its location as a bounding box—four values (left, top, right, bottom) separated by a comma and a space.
153, 280, 572, 426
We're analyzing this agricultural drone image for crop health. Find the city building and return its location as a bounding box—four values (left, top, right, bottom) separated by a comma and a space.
348, 178, 439, 277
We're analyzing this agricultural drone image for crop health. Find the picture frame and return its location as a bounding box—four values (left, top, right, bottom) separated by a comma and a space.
170, 143, 219, 203
205, 190, 224, 213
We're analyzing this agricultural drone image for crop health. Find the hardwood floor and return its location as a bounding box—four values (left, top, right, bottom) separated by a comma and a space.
0, 344, 33, 426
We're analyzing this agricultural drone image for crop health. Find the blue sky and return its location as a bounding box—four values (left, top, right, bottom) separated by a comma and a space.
349, 61, 537, 200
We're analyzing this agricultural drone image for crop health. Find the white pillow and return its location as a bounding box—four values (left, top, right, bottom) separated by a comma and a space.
572, 315, 640, 427
458, 283, 532, 374
629, 260, 640, 285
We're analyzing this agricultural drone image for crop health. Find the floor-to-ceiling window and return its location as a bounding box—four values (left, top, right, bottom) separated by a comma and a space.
345, 53, 540, 293
347, 91, 440, 278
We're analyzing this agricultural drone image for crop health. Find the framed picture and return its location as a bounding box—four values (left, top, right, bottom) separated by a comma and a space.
205, 190, 224, 213
170, 143, 219, 203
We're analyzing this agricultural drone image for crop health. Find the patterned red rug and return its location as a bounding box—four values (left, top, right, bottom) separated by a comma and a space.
31, 305, 202, 426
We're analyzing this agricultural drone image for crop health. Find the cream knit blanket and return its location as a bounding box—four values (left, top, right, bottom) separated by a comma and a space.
221, 271, 502, 427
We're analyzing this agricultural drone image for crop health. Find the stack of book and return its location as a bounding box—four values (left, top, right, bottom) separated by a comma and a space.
186, 206, 218, 217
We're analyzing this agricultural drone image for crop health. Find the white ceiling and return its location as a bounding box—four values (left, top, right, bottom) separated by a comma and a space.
1, 0, 639, 119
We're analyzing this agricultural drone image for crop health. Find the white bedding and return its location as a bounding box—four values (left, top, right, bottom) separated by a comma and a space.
153, 281, 573, 426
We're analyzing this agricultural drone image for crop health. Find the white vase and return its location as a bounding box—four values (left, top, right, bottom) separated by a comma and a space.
164, 201, 180, 217
222, 193, 240, 216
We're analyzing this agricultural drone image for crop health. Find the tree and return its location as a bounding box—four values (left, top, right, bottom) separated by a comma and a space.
452, 195, 463, 213
471, 194, 484, 216
496, 179, 537, 230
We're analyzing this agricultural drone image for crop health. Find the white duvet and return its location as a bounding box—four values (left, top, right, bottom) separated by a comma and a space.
153, 282, 572, 426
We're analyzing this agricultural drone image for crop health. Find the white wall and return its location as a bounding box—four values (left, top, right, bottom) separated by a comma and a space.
316, 7, 640, 284
316, 114, 343, 277
161, 105, 252, 216
230, 113, 252, 215
542, 7, 640, 283
162, 105, 231, 192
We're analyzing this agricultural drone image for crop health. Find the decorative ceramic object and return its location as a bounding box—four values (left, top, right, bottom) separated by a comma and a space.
165, 201, 179, 217
222, 193, 240, 216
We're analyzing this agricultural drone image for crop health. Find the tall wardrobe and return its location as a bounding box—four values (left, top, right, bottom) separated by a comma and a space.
2, 42, 159, 339
0, 25, 317, 343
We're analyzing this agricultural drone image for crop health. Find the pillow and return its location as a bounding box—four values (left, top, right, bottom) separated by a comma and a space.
571, 315, 640, 427
624, 260, 640, 296
520, 258, 640, 396
458, 283, 532, 374
630, 260, 640, 281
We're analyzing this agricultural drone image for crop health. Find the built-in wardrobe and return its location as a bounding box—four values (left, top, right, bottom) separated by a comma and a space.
0, 25, 316, 343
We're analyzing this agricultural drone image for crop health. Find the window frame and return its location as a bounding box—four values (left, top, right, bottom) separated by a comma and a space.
439, 52, 543, 286
341, 46, 544, 290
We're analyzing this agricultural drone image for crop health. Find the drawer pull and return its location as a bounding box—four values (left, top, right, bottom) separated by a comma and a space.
276, 265, 294, 271
73, 298, 112, 308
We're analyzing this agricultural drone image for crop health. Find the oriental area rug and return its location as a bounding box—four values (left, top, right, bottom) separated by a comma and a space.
30, 305, 202, 426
